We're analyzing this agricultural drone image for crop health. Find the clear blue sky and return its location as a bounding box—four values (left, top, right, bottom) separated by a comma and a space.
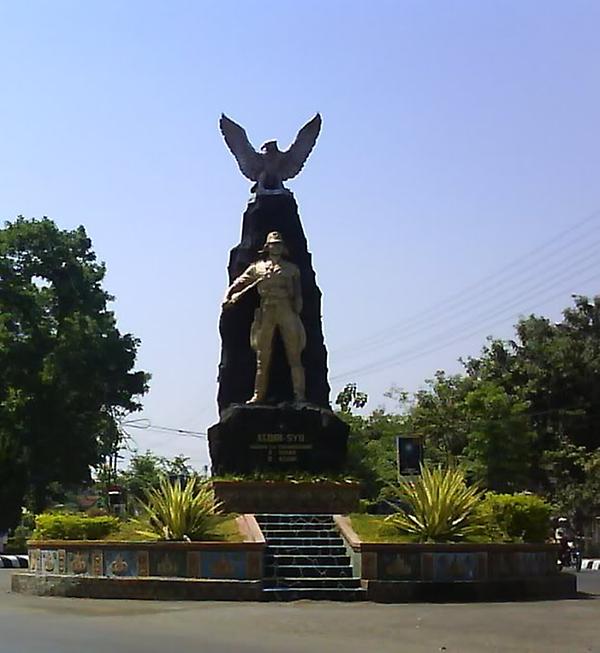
2, 1, 600, 470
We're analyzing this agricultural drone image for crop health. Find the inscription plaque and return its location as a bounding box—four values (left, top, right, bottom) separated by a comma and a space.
249, 433, 314, 465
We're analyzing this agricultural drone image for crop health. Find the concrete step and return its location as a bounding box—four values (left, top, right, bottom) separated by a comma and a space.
263, 577, 362, 589
260, 522, 336, 531
266, 545, 348, 556
262, 529, 340, 539
266, 537, 343, 547
263, 587, 366, 602
255, 514, 334, 525
265, 565, 353, 578
266, 554, 351, 566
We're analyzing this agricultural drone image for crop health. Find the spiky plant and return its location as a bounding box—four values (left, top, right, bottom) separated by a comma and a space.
136, 476, 222, 541
384, 464, 486, 542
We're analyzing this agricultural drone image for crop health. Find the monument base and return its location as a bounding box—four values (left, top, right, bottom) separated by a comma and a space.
212, 480, 360, 514
208, 403, 349, 475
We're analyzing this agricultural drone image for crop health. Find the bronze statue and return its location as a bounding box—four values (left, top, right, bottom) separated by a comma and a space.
219, 114, 322, 193
223, 232, 306, 403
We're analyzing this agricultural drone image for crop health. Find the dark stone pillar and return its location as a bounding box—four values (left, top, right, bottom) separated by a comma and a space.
216, 192, 331, 412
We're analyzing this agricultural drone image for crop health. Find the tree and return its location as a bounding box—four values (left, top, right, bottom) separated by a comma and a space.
335, 382, 368, 414
0, 425, 27, 532
0, 217, 149, 529
406, 295, 600, 512
407, 371, 473, 464
463, 296, 600, 491
540, 440, 600, 528
117, 451, 166, 503
462, 382, 535, 492
405, 374, 535, 492
115, 451, 197, 514
336, 383, 405, 503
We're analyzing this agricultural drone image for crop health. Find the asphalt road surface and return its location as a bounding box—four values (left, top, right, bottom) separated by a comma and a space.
1, 570, 599, 653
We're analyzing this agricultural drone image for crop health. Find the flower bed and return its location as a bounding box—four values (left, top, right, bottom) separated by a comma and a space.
335, 516, 576, 601
11, 515, 265, 601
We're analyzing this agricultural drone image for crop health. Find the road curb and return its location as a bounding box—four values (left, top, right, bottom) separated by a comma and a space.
0, 555, 28, 569
581, 559, 600, 571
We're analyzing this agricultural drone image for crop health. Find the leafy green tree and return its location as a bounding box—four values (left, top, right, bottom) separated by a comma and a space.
462, 382, 535, 492
406, 375, 534, 492
335, 382, 368, 414
407, 295, 600, 512
164, 454, 195, 480
336, 383, 405, 502
115, 451, 165, 503
464, 295, 600, 493
407, 371, 473, 464
117, 451, 196, 506
0, 217, 149, 529
0, 426, 27, 532
541, 441, 600, 526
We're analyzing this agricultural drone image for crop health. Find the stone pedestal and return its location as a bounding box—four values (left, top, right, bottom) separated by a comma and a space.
212, 480, 360, 514
208, 403, 349, 475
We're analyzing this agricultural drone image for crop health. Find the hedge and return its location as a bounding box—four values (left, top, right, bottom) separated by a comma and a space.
33, 513, 119, 540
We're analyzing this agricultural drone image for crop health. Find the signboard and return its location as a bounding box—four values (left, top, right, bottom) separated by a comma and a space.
396, 436, 423, 476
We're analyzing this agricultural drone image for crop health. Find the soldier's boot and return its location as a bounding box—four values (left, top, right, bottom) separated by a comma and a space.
291, 365, 306, 403
248, 364, 268, 404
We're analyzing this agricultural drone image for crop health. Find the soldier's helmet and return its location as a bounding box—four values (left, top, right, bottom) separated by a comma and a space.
265, 231, 285, 245
261, 231, 289, 256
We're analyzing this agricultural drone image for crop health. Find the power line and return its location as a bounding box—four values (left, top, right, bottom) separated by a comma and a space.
335, 208, 600, 353
122, 420, 207, 439
337, 236, 600, 361
333, 208, 600, 356
331, 269, 600, 382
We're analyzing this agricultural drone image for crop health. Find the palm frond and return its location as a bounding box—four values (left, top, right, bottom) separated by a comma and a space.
385, 464, 486, 542
136, 476, 223, 541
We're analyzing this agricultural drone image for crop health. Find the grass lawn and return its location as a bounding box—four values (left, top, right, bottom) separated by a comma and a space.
104, 514, 243, 543
349, 514, 415, 543
349, 514, 502, 544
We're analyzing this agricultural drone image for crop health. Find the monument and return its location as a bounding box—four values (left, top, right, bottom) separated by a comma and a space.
208, 114, 349, 475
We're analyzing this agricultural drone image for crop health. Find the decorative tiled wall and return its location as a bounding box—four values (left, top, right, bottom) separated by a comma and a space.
358, 546, 558, 581
29, 544, 263, 580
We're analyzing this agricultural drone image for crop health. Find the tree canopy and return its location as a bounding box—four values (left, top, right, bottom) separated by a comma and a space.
0, 217, 149, 529
338, 295, 600, 524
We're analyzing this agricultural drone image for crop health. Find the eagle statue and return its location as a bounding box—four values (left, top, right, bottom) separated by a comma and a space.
219, 113, 322, 193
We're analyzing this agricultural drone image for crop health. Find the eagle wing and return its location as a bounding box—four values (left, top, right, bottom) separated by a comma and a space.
279, 113, 322, 181
219, 114, 263, 181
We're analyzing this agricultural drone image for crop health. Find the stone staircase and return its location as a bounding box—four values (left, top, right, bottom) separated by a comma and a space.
256, 513, 365, 601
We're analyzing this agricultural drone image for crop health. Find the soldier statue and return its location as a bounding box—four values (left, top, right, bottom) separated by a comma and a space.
222, 232, 306, 403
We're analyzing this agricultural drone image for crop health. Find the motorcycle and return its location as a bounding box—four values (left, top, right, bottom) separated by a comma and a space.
557, 539, 582, 572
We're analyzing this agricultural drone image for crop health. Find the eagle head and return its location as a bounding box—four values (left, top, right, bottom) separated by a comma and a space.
260, 140, 279, 154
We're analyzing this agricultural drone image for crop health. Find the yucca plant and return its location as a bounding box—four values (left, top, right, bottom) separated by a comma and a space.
384, 464, 486, 542
136, 476, 222, 541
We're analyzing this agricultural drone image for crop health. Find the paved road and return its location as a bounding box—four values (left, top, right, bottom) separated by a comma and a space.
1, 570, 599, 653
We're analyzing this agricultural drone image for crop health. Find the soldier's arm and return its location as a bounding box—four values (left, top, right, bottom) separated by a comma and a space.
223, 264, 258, 305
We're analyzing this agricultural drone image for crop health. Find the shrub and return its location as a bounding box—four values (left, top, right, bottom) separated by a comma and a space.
6, 525, 32, 553
33, 513, 119, 540
478, 493, 551, 543
136, 476, 222, 541
5, 509, 35, 553
384, 464, 486, 542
